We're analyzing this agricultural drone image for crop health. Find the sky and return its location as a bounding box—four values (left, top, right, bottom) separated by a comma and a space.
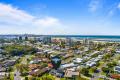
0, 0, 120, 35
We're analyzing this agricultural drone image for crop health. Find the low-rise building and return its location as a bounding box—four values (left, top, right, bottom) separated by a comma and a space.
64, 69, 79, 78
114, 66, 120, 73
73, 58, 83, 64
3, 60, 16, 67
60, 63, 77, 69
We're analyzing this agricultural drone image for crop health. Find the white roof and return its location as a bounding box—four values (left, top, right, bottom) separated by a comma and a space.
116, 50, 120, 53
73, 58, 83, 63
61, 63, 75, 68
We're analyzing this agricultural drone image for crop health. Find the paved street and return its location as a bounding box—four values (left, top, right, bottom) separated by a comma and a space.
14, 70, 21, 80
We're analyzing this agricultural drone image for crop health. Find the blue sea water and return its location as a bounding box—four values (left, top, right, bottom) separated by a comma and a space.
50, 35, 120, 39
1, 35, 120, 41
49, 35, 120, 42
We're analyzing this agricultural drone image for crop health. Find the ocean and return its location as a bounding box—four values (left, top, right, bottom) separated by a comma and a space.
49, 35, 120, 42
1, 35, 120, 41
49, 35, 120, 39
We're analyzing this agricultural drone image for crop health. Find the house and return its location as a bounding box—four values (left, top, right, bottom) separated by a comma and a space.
3, 60, 16, 67
85, 54, 103, 67
43, 50, 53, 55
29, 63, 48, 71
118, 60, 120, 65
49, 69, 64, 78
86, 62, 96, 67
53, 46, 61, 50
48, 63, 53, 68
29, 59, 41, 64
64, 69, 79, 78
75, 50, 83, 54
94, 58, 100, 62
0, 49, 4, 53
66, 67, 76, 71
97, 55, 103, 59
35, 52, 43, 55
116, 50, 120, 53
12, 56, 20, 60
42, 58, 50, 62
47, 51, 54, 54
90, 51, 100, 57
83, 56, 90, 60
4, 42, 14, 46
0, 67, 6, 72
29, 67, 50, 76
57, 53, 66, 57
28, 64, 39, 70
110, 74, 120, 79
43, 45, 50, 48
61, 48, 68, 52
0, 72, 9, 79
114, 66, 120, 73
60, 63, 77, 69
0, 58, 4, 61
36, 47, 43, 52
73, 58, 83, 64
63, 54, 74, 59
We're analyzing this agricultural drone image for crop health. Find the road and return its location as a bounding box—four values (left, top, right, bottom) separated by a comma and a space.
14, 70, 21, 80
14, 55, 29, 80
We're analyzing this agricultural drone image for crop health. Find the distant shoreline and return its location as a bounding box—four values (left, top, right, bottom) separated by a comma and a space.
1, 34, 120, 40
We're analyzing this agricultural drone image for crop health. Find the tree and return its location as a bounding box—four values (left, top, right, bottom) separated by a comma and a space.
4, 73, 8, 80
59, 41, 65, 48
19, 36, 22, 41
25, 77, 28, 80
17, 64, 28, 76
103, 53, 112, 60
51, 56, 61, 69
107, 63, 113, 68
91, 54, 98, 58
7, 66, 13, 72
107, 61, 117, 68
91, 67, 97, 73
25, 36, 28, 41
81, 68, 89, 76
102, 67, 109, 74
96, 62, 100, 67
42, 74, 55, 80
4, 44, 37, 56
32, 77, 36, 80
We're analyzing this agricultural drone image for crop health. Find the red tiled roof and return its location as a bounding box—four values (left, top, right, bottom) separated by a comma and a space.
111, 74, 120, 79
29, 64, 39, 70
48, 63, 53, 68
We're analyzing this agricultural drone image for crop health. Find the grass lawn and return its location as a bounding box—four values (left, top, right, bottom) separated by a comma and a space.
60, 76, 90, 80
39, 74, 55, 80
98, 78, 104, 80
10, 72, 14, 80
89, 68, 94, 74
60, 78, 66, 80
76, 76, 89, 80
101, 72, 106, 76
60, 78, 89, 80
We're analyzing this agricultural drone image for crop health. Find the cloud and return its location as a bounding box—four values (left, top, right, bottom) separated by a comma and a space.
107, 2, 120, 17
0, 3, 63, 34
34, 17, 60, 27
108, 10, 114, 16
88, 0, 100, 12
117, 3, 120, 9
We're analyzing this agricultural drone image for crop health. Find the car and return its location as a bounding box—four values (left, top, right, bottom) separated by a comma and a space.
94, 69, 100, 73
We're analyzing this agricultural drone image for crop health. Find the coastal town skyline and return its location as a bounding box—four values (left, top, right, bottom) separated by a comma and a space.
0, 0, 120, 35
